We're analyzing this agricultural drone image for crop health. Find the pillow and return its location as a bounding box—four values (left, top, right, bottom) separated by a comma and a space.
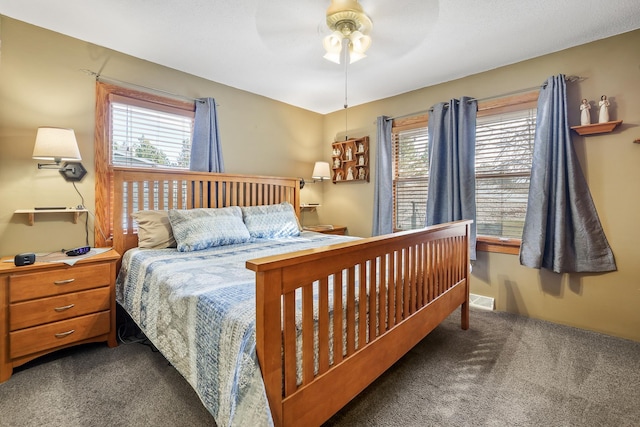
241, 202, 301, 239
168, 207, 251, 252
132, 210, 176, 249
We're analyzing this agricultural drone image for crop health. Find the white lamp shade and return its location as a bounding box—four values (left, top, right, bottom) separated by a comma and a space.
32, 127, 81, 162
312, 161, 331, 180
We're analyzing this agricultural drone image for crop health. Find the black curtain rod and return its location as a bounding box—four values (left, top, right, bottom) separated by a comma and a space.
384, 75, 584, 121
81, 69, 209, 104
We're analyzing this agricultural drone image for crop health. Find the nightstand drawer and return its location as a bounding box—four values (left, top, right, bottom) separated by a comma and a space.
9, 311, 111, 359
10, 287, 111, 331
9, 263, 110, 303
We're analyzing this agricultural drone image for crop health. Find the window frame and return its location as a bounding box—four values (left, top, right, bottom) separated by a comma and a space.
94, 82, 195, 246
391, 91, 539, 255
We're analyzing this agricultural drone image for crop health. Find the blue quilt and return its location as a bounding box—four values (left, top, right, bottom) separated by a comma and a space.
116, 231, 358, 427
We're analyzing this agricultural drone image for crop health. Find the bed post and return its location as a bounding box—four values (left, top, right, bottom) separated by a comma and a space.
461, 221, 471, 330
254, 269, 284, 426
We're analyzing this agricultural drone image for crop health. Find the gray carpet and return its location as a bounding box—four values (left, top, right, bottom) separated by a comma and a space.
1, 308, 638, 427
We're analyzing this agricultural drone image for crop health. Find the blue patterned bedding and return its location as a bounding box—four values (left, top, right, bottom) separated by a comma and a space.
116, 231, 358, 427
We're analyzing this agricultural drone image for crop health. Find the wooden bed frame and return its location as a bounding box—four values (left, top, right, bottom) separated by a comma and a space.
108, 166, 472, 427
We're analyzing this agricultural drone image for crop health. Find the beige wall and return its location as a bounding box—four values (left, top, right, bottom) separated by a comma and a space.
0, 16, 325, 256
323, 30, 640, 341
1, 16, 638, 341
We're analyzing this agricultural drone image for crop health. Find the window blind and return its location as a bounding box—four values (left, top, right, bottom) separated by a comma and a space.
393, 127, 429, 231
475, 109, 535, 238
110, 98, 194, 169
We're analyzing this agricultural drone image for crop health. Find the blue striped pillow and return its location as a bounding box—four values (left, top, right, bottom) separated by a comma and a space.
241, 202, 301, 238
168, 207, 250, 252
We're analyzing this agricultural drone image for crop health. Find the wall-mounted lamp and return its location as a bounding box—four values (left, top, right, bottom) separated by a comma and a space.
300, 161, 332, 189
32, 127, 87, 181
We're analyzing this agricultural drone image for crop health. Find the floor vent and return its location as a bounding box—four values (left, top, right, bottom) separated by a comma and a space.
469, 293, 495, 311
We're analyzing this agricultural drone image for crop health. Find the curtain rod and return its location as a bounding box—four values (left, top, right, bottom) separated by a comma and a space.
80, 69, 208, 104
383, 75, 585, 121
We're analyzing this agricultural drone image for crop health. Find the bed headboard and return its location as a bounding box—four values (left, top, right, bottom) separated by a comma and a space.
110, 166, 301, 256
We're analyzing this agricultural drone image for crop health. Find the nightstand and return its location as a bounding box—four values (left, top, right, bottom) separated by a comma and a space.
304, 225, 347, 235
0, 249, 120, 383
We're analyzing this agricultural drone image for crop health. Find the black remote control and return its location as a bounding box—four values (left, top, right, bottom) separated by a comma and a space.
65, 246, 91, 256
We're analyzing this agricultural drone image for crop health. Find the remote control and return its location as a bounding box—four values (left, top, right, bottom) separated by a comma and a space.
65, 246, 91, 256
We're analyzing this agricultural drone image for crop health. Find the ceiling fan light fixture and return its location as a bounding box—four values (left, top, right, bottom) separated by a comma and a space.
323, 0, 372, 64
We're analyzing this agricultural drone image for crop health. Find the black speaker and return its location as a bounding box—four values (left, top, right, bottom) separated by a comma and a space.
14, 253, 36, 266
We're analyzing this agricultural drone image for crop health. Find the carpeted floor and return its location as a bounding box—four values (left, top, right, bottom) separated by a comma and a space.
1, 308, 638, 427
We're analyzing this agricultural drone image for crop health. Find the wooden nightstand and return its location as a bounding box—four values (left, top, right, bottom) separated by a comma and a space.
0, 249, 120, 383
303, 225, 347, 235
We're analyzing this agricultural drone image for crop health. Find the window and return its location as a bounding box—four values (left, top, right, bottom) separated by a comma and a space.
110, 95, 194, 168
392, 92, 538, 254
94, 82, 196, 246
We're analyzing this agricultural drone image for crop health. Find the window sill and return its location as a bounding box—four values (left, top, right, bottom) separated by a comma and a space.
476, 236, 521, 255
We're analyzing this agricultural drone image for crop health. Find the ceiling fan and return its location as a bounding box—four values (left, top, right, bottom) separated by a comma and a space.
254, 0, 439, 66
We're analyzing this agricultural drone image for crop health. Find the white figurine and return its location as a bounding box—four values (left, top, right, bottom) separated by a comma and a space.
357, 142, 364, 152
333, 158, 341, 168
358, 168, 366, 180
346, 147, 352, 161
580, 99, 591, 125
346, 167, 354, 180
598, 95, 610, 123
358, 156, 364, 166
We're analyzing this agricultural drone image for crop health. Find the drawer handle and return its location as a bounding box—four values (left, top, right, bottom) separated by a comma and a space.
54, 329, 76, 338
53, 278, 75, 285
54, 304, 75, 312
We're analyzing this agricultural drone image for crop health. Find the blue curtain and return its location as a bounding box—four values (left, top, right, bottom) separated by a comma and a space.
190, 98, 224, 172
372, 116, 393, 236
520, 75, 616, 273
427, 97, 477, 260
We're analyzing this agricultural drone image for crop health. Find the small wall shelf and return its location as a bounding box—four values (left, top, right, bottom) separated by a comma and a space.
300, 204, 320, 212
331, 136, 369, 184
571, 120, 622, 136
15, 208, 88, 226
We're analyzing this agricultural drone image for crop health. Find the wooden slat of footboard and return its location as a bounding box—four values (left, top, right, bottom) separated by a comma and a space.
346, 266, 356, 356
283, 291, 296, 395
302, 284, 314, 385
332, 272, 343, 365
358, 263, 367, 350
318, 278, 330, 375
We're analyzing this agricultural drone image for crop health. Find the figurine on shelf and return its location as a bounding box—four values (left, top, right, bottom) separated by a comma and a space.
358, 167, 366, 180
333, 157, 341, 168
357, 142, 364, 153
598, 95, 610, 123
358, 155, 365, 166
346, 167, 354, 180
346, 147, 352, 161
335, 171, 343, 181
332, 147, 341, 157
580, 98, 591, 125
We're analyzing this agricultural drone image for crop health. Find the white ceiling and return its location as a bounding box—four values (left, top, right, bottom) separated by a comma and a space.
2, 0, 640, 114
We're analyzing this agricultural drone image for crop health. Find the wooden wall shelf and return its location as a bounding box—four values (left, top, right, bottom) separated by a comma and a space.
15, 209, 88, 226
331, 136, 369, 184
571, 120, 622, 136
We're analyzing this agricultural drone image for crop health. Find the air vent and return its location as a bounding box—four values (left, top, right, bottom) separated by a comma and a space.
469, 293, 494, 311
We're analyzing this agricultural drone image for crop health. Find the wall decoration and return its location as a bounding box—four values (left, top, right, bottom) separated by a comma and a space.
331, 136, 369, 183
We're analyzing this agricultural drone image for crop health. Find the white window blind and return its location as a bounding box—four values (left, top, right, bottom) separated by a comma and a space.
393, 127, 429, 230
110, 96, 194, 169
475, 109, 535, 238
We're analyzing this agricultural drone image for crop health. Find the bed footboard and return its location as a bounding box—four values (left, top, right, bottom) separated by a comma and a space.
246, 220, 472, 427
